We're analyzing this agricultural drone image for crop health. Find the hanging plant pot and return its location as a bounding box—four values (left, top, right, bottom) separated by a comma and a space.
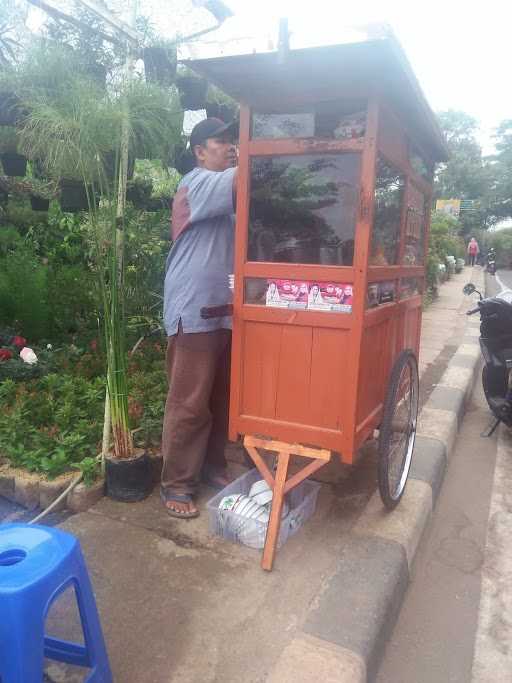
143, 46, 177, 87
102, 151, 135, 181
0, 152, 27, 177
59, 179, 91, 213
173, 145, 195, 176
87, 62, 107, 89
30, 195, 50, 212
0, 92, 25, 126
206, 102, 236, 121
144, 197, 170, 212
126, 178, 153, 208
177, 76, 208, 110
105, 449, 153, 502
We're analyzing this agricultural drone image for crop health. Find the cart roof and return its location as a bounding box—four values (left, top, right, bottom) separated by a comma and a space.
184, 37, 448, 162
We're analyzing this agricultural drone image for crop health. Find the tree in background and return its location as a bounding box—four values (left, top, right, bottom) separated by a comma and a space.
435, 110, 494, 236
489, 120, 512, 222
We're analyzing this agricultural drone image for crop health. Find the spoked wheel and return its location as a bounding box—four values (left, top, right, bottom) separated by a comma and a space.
378, 349, 419, 510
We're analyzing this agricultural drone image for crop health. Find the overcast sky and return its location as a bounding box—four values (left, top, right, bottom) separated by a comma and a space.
190, 0, 510, 153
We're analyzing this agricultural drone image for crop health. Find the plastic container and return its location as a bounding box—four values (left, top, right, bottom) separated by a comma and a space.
207, 468, 321, 550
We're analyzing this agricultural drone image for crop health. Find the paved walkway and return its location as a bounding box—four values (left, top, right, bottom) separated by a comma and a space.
38, 268, 481, 683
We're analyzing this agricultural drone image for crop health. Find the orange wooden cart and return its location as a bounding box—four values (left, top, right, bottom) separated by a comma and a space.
187, 35, 448, 570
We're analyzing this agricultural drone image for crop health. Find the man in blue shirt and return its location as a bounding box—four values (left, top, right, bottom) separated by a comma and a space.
161, 118, 238, 518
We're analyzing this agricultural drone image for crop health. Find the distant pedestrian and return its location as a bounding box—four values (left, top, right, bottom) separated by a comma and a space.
467, 237, 480, 266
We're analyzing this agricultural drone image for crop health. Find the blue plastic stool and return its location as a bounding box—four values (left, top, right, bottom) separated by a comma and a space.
0, 523, 112, 683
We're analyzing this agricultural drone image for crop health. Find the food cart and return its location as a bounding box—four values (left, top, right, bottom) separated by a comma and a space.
187, 35, 448, 570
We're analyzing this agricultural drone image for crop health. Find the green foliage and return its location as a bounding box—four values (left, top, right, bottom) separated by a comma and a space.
124, 209, 170, 334
0, 204, 96, 342
0, 125, 18, 153
489, 120, 512, 222
0, 224, 22, 255
47, 264, 96, 337
0, 373, 105, 478
435, 111, 494, 234
44, 7, 121, 80
426, 211, 465, 293
0, 340, 166, 477
0, 244, 50, 339
3, 199, 48, 233
73, 456, 100, 487
128, 359, 167, 450
485, 228, 512, 269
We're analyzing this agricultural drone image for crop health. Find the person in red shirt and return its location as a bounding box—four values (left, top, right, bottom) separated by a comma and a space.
467, 237, 480, 266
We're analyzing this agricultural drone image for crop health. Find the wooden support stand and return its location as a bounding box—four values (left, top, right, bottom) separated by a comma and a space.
243, 436, 332, 571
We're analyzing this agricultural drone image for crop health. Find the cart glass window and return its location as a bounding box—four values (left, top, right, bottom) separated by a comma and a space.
366, 280, 396, 308
370, 157, 405, 266
409, 144, 433, 181
403, 185, 426, 265
248, 153, 360, 265
251, 100, 366, 139
399, 277, 422, 299
245, 277, 353, 313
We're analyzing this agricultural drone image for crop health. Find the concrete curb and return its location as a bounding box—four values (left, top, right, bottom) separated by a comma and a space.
272, 273, 484, 682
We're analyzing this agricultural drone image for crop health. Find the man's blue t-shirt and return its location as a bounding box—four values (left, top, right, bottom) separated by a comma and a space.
163, 166, 236, 335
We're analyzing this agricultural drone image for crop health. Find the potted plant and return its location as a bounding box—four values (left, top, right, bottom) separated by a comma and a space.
28, 177, 55, 211
102, 150, 135, 182
0, 92, 25, 126
143, 40, 177, 88
126, 177, 153, 208
59, 179, 91, 212
15, 46, 181, 501
0, 126, 27, 176
205, 84, 238, 121
176, 74, 208, 110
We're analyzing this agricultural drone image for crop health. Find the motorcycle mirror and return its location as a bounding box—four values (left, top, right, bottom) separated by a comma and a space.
463, 284, 476, 295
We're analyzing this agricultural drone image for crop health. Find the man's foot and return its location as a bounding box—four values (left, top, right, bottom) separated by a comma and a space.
201, 467, 231, 490
160, 490, 199, 518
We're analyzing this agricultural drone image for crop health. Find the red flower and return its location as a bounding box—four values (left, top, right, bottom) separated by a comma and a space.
89, 339, 98, 352
11, 336, 26, 348
0, 348, 13, 362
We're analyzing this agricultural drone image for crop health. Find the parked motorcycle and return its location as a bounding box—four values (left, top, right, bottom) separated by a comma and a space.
486, 248, 496, 276
463, 282, 512, 434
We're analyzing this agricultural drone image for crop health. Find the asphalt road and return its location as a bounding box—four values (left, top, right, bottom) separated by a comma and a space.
378, 271, 512, 682
496, 268, 512, 293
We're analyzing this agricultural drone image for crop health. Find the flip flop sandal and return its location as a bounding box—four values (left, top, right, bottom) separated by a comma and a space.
160, 489, 199, 519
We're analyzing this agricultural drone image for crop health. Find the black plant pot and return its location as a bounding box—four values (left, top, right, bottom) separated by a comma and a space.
87, 62, 107, 89
144, 197, 170, 212
0, 152, 27, 177
206, 102, 236, 121
126, 178, 153, 208
30, 195, 50, 212
177, 76, 208, 110
173, 146, 195, 176
59, 180, 90, 213
102, 151, 135, 181
0, 92, 25, 126
105, 450, 153, 502
143, 47, 177, 87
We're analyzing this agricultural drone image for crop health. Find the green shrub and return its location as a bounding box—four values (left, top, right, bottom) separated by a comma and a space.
485, 228, 512, 269
426, 211, 465, 294
47, 264, 96, 337
0, 246, 50, 339
0, 373, 105, 478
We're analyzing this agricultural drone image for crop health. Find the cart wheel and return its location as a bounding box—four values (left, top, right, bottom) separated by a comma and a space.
378, 349, 419, 510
